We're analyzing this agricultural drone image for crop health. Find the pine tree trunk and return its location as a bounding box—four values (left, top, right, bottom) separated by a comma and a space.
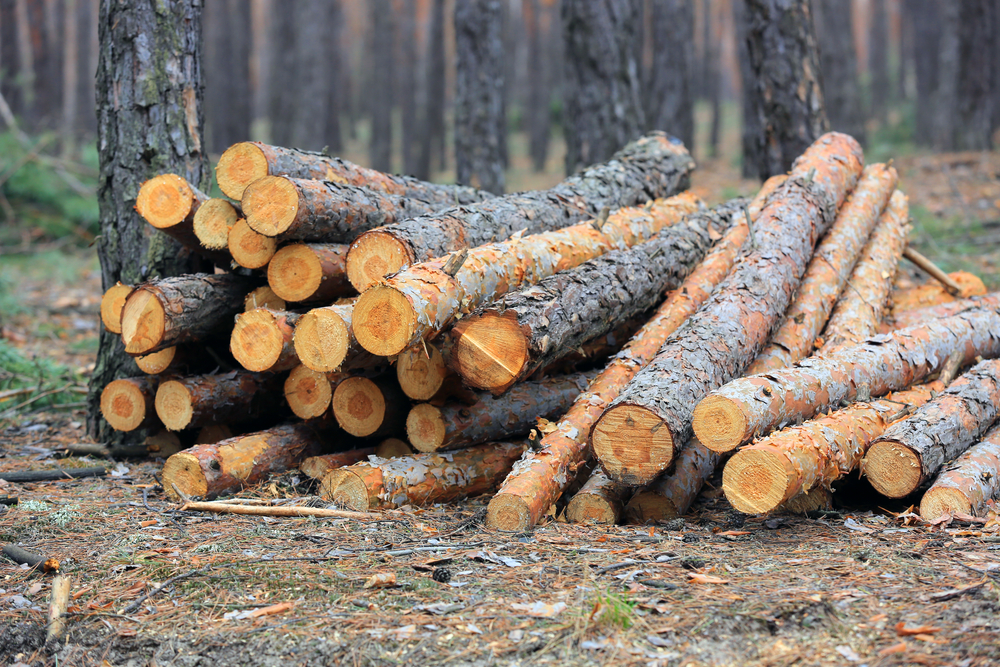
561, 0, 646, 174
868, 0, 890, 123
454, 0, 506, 194
813, 0, 865, 143
267, 4, 296, 147
61, 0, 79, 156
204, 0, 251, 154
416, 0, 447, 179
733, 0, 761, 179
399, 0, 418, 175
920, 424, 1000, 520
909, 0, 941, 143
292, 0, 342, 152
645, 0, 694, 151
87, 0, 211, 445
704, 0, 721, 157
953, 0, 997, 150
368, 0, 394, 172
527, 0, 552, 172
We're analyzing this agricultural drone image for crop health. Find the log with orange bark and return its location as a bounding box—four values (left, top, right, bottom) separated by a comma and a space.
591, 132, 864, 487
352, 191, 703, 356
565, 470, 628, 525
215, 141, 487, 205
345, 133, 695, 291
320, 440, 527, 510
266, 243, 352, 303
746, 164, 898, 373
120, 273, 257, 355
292, 301, 386, 374
450, 198, 740, 395
816, 191, 909, 355
230, 308, 301, 373
299, 438, 413, 480
100, 283, 132, 334
162, 422, 328, 500
890, 271, 986, 315
332, 375, 408, 438
920, 424, 1000, 520
135, 174, 214, 257
889, 292, 1000, 331
406, 371, 595, 453
624, 440, 719, 523
863, 358, 1000, 499
154, 371, 276, 431
192, 198, 241, 251
693, 308, 1000, 455
228, 218, 278, 269
100, 377, 159, 432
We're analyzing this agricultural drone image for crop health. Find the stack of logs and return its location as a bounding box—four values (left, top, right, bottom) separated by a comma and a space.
98, 131, 1000, 526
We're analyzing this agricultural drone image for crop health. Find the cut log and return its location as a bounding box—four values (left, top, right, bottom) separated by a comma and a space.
353, 191, 702, 356
397, 343, 451, 401
100, 282, 132, 334
284, 364, 344, 420
320, 440, 527, 510
244, 285, 286, 312
592, 132, 864, 486
300, 447, 377, 480
747, 163, 898, 373
485, 183, 766, 532
376, 437, 413, 458
120, 273, 256, 355
624, 440, 719, 523
293, 301, 386, 374
902, 246, 964, 296
162, 422, 327, 500
920, 423, 1000, 520
779, 486, 833, 515
230, 308, 300, 373
195, 424, 234, 445
345, 133, 695, 291
721, 383, 941, 514
406, 371, 596, 452
100, 377, 158, 432
890, 292, 1000, 332
135, 174, 209, 251
693, 308, 1000, 455
451, 198, 739, 394
145, 429, 186, 458
134, 346, 181, 375
565, 470, 627, 525
192, 198, 241, 251
228, 218, 278, 269
332, 375, 408, 438
215, 141, 486, 204
154, 371, 274, 431
266, 243, 352, 303
242, 176, 440, 241
817, 190, 909, 354
864, 358, 1000, 498
891, 271, 987, 315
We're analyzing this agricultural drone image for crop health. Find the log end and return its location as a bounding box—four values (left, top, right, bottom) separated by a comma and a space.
268, 244, 324, 302
135, 346, 177, 375
485, 492, 532, 532
565, 494, 619, 525
320, 469, 370, 511
406, 404, 446, 452
162, 452, 209, 500
396, 344, 448, 401
353, 286, 418, 356
244, 286, 286, 312
624, 492, 678, 525
451, 311, 528, 394
100, 283, 132, 334
284, 365, 333, 420
919, 487, 972, 522
721, 448, 793, 515
230, 309, 285, 372
332, 377, 387, 437
375, 437, 413, 458
192, 198, 240, 250
243, 175, 299, 237
155, 380, 194, 431
692, 395, 750, 453
216, 142, 268, 200
293, 308, 351, 372
121, 289, 166, 355
136, 174, 195, 229
591, 404, 674, 486
228, 218, 277, 269
863, 440, 922, 498
100, 379, 151, 432
347, 231, 412, 292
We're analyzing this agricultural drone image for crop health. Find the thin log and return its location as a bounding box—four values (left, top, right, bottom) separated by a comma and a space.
903, 246, 964, 296
864, 358, 1000, 498
244, 285, 286, 312
179, 500, 374, 520
624, 440, 719, 523
228, 218, 278, 269
100, 282, 132, 334
145, 429, 186, 458
779, 486, 833, 514
0, 467, 106, 483
920, 423, 1000, 520
230, 308, 300, 373
300, 448, 378, 479
593, 132, 864, 486
320, 440, 527, 510
2, 545, 58, 572
890, 292, 1000, 331
285, 364, 337, 420
345, 133, 695, 291
267, 243, 352, 303
154, 371, 274, 431
891, 271, 987, 314
192, 198, 241, 251
134, 346, 182, 375
397, 343, 451, 401
135, 174, 212, 254
332, 375, 408, 438
565, 470, 627, 525
46, 574, 71, 641
100, 377, 158, 432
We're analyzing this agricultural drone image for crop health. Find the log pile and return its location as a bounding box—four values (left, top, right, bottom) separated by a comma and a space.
93, 131, 1000, 527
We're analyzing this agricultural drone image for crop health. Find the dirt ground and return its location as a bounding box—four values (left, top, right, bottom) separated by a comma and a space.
1, 134, 1000, 666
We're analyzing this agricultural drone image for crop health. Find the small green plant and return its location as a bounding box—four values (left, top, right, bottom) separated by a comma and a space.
586, 589, 636, 630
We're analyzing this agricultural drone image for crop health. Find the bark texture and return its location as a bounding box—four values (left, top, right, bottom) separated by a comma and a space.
813, 0, 865, 143
300, 448, 378, 480
890, 292, 1000, 333
367, 0, 393, 172
645, 0, 694, 150
565, 470, 627, 525
154, 371, 274, 432
625, 440, 718, 523
920, 424, 1000, 520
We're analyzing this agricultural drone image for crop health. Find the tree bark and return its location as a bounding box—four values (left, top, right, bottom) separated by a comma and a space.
230, 308, 300, 373
813, 0, 865, 143
744, 0, 829, 179
292, 0, 342, 153
204, 0, 251, 154
733, 0, 762, 178
154, 371, 276, 431
561, 0, 646, 174
645, 0, 694, 151
909, 0, 941, 143
868, 0, 890, 123
625, 439, 718, 523
415, 0, 447, 179
88, 0, 211, 444
368, 0, 394, 172
266, 243, 352, 304
920, 423, 1000, 520
593, 133, 862, 486
890, 292, 1000, 332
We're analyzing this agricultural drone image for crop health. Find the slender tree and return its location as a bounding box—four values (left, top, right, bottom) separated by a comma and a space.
87, 0, 210, 444
908, 0, 940, 143
953, 0, 996, 149
813, 0, 865, 143
645, 0, 694, 151
527, 0, 552, 172
398, 0, 418, 175
293, 0, 342, 152
267, 4, 297, 146
733, 0, 762, 178
205, 0, 251, 154
417, 0, 448, 179
704, 0, 721, 157
932, 1, 960, 150
368, 0, 394, 172
62, 0, 80, 156
868, 0, 889, 123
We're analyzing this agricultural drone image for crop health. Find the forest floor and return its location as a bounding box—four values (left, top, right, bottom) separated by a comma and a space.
1, 124, 999, 666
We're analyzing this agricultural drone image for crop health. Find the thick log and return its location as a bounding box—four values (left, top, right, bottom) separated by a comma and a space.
332, 375, 408, 438
747, 164, 898, 373
891, 271, 987, 315
406, 371, 595, 453
592, 132, 864, 486
267, 243, 352, 303
154, 371, 274, 431
100, 377, 158, 432
864, 359, 1000, 498
228, 218, 278, 269
120, 273, 256, 356
242, 176, 440, 241
353, 191, 702, 356
625, 440, 718, 523
320, 440, 527, 510
565, 470, 627, 525
817, 191, 909, 355
300, 447, 377, 480
135, 174, 209, 252
890, 292, 1000, 332
162, 422, 327, 500
293, 301, 386, 374
284, 364, 340, 420
451, 198, 740, 394
345, 133, 695, 291
693, 309, 1000, 455
722, 383, 941, 514
230, 308, 300, 373
244, 286, 286, 312
100, 282, 132, 334
192, 198, 241, 251
920, 424, 1000, 520
215, 141, 486, 204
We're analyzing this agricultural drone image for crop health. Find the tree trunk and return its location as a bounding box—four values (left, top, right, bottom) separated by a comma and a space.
909, 0, 941, 143
398, 0, 418, 175
561, 0, 646, 174
704, 0, 721, 157
953, 0, 997, 150
87, 0, 211, 445
332, 375, 408, 439
527, 0, 552, 172
645, 0, 694, 151
0, 0, 20, 115
291, 0, 341, 153
266, 3, 296, 147
345, 133, 694, 291
592, 133, 862, 486
154, 371, 276, 431
868, 0, 890, 123
625, 439, 718, 523
416, 0, 447, 179
813, 0, 865, 143
454, 0, 506, 194
266, 243, 351, 304
744, 0, 829, 179
204, 0, 251, 154
920, 423, 1000, 520
733, 0, 762, 178
368, 0, 394, 172
230, 308, 300, 373
61, 0, 79, 156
